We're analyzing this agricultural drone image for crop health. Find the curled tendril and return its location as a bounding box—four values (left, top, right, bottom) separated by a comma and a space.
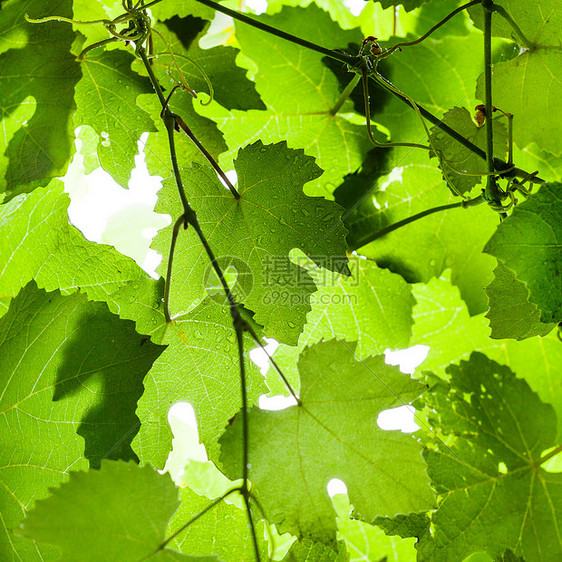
25, 14, 112, 25
27, 0, 153, 60
150, 27, 215, 106
487, 188, 516, 213
26, 1, 215, 105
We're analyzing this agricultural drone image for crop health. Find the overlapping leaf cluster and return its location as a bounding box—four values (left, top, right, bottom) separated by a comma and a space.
0, 0, 560, 560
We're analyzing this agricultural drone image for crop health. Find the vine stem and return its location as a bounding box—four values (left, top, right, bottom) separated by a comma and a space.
380, 0, 480, 58
142, 488, 238, 558
194, 0, 353, 64
138, 44, 261, 562
140, 40, 239, 198
184, 0, 539, 183
363, 71, 429, 151
482, 0, 502, 207
350, 194, 485, 250
330, 74, 360, 116
243, 321, 301, 404
163, 215, 185, 322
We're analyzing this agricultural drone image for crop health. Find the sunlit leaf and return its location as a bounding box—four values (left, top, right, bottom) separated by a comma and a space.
0, 284, 163, 560
20, 461, 213, 561
221, 340, 434, 543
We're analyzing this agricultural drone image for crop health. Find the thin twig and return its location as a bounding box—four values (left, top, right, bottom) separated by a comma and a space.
138, 40, 260, 559
350, 194, 485, 250
381, 0, 480, 58
362, 72, 429, 151
193, 0, 353, 64
482, 1, 502, 208
244, 322, 300, 404
163, 215, 185, 322
330, 74, 361, 116
175, 115, 240, 199
140, 488, 239, 559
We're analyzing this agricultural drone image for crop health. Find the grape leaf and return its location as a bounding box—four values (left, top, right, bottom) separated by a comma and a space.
429, 107, 507, 196
0, 283, 164, 560
152, 141, 349, 345
333, 494, 418, 562
373, 0, 428, 11
199, 5, 372, 198
484, 183, 562, 324
167, 481, 269, 561
485, 261, 556, 340
20, 461, 213, 561
350, 163, 499, 315
468, 0, 562, 44
220, 340, 434, 543
295, 255, 415, 357
0, 0, 81, 198
410, 273, 494, 376
414, 0, 472, 40
162, 15, 266, 112
411, 272, 562, 439
470, 1, 562, 155
74, 49, 157, 188
151, 0, 215, 21
268, 256, 415, 396
476, 50, 562, 156
284, 539, 347, 561
0, 181, 147, 304
121, 280, 266, 466
416, 352, 562, 562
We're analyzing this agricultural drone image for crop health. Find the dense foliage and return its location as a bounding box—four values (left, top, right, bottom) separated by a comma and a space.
0, 0, 561, 560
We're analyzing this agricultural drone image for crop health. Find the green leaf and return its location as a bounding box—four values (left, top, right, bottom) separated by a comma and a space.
429, 107, 507, 196
333, 495, 418, 561
0, 283, 163, 560
0, 181, 147, 304
350, 163, 499, 315
269, 256, 415, 395
296, 256, 415, 356
220, 340, 434, 543
74, 49, 157, 187
476, 50, 562, 156
153, 141, 349, 345
410, 273, 493, 376
485, 261, 556, 340
468, 0, 562, 44
284, 538, 348, 561
417, 352, 562, 562
373, 0, 428, 11
129, 289, 267, 466
167, 483, 269, 561
484, 183, 562, 324
199, 5, 372, 198
20, 461, 213, 561
410, 272, 562, 439
0, 0, 81, 198
151, 0, 215, 21
162, 15, 265, 112
470, 1, 562, 155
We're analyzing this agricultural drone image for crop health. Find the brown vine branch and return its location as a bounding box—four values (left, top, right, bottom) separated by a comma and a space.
137, 43, 262, 562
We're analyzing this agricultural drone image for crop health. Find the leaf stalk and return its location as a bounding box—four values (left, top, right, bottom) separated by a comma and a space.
350, 194, 485, 250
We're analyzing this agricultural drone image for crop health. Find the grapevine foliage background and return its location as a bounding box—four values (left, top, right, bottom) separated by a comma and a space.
0, 0, 561, 561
